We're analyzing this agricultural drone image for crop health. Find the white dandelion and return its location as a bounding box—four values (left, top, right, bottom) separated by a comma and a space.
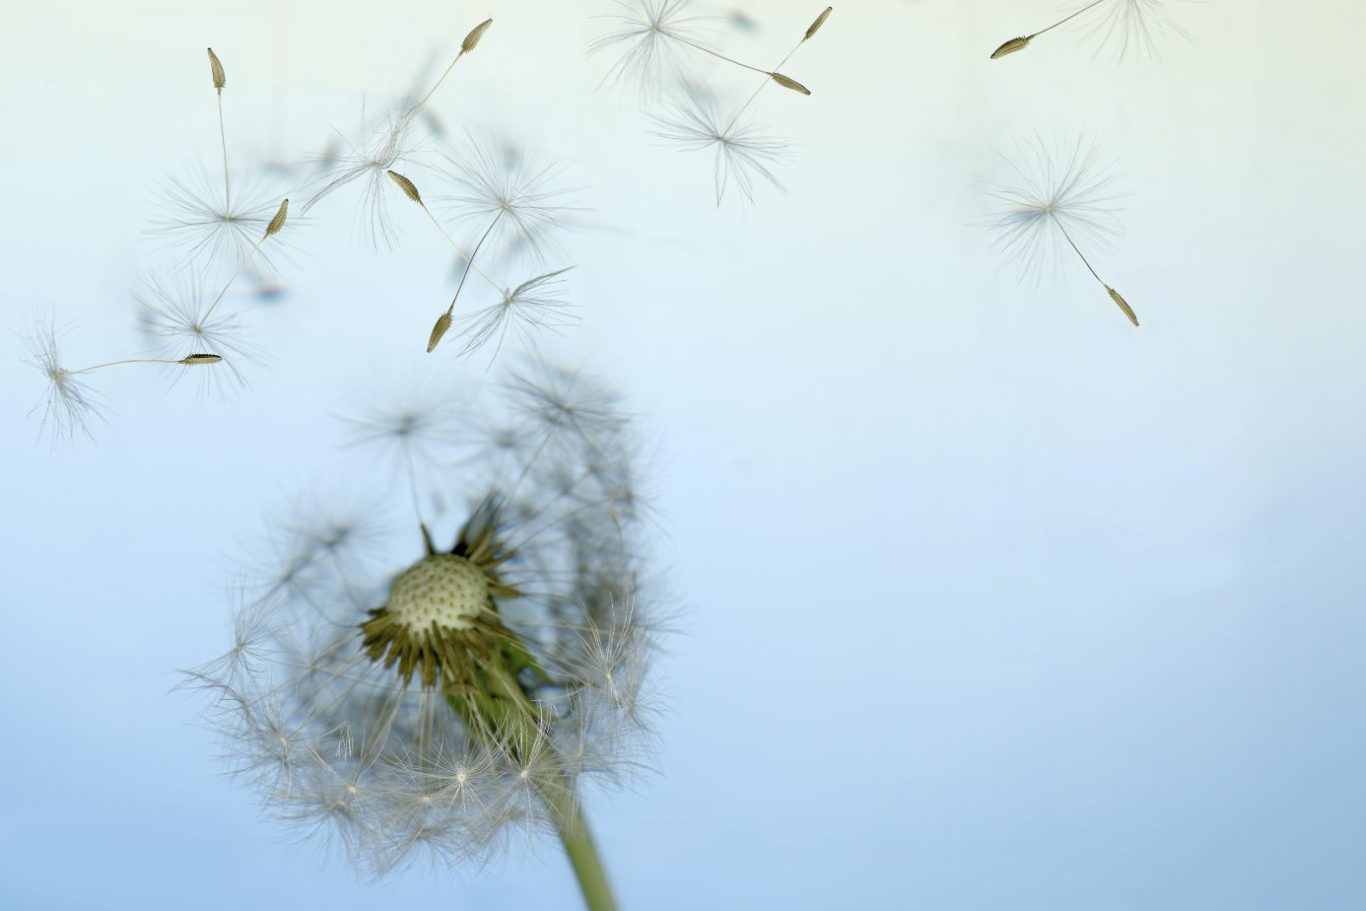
187, 365, 665, 910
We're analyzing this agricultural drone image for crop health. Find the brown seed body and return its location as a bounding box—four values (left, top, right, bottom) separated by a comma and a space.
462, 18, 493, 54
991, 36, 1033, 59
265, 199, 289, 237
180, 353, 224, 365
387, 170, 423, 204
1107, 287, 1140, 327
428, 311, 453, 352
806, 7, 833, 41
207, 47, 226, 92
770, 72, 812, 95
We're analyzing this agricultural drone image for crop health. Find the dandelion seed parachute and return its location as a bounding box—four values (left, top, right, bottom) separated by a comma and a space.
433, 135, 581, 269
986, 136, 1141, 326
23, 316, 106, 443
589, 0, 717, 96
649, 85, 789, 206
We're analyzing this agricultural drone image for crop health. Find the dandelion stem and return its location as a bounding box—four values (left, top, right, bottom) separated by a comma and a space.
203, 234, 267, 322
1029, 0, 1112, 41
535, 777, 618, 911
675, 36, 773, 76
217, 93, 230, 210
724, 8, 826, 133
407, 50, 466, 120
444, 209, 505, 318
419, 204, 502, 291
1053, 218, 1106, 288
70, 357, 196, 376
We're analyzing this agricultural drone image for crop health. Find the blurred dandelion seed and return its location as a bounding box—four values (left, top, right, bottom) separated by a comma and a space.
650, 86, 788, 205
187, 366, 665, 910
986, 136, 1139, 326
591, 1, 819, 97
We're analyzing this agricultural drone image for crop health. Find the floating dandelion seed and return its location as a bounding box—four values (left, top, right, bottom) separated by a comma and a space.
650, 85, 788, 205
187, 365, 664, 909
991, 0, 1189, 61
388, 163, 578, 363
24, 314, 226, 442
986, 136, 1139, 326
591, 1, 818, 97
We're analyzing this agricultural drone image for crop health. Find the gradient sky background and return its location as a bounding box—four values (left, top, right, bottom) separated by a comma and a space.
2, 0, 1365, 908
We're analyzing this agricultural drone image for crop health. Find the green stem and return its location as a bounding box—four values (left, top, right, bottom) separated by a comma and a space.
537, 780, 618, 911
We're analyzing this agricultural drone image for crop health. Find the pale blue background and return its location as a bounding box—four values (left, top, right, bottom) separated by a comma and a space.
2, 0, 1364, 908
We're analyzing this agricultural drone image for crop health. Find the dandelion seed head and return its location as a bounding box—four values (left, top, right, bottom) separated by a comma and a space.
187, 365, 663, 873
